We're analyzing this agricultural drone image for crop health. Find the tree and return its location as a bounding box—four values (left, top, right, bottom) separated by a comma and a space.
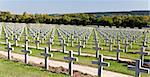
98, 16, 112, 27
112, 16, 122, 28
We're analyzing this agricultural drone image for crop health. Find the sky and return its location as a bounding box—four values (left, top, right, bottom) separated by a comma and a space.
0, 0, 149, 14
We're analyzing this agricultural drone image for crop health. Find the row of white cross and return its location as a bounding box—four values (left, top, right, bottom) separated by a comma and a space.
5, 41, 149, 77
1, 23, 150, 77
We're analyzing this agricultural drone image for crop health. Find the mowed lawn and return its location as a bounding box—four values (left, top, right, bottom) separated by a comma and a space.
0, 44, 149, 77
0, 24, 149, 77
0, 59, 67, 77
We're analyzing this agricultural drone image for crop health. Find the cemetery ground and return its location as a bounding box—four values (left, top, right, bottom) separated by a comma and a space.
0, 57, 67, 77
0, 23, 149, 77
0, 43, 149, 77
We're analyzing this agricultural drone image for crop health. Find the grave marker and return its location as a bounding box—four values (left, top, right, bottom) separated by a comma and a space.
116, 45, 122, 62
13, 35, 18, 46
5, 42, 14, 60
77, 40, 83, 55
94, 42, 102, 58
70, 34, 74, 47
22, 41, 32, 64
41, 47, 53, 70
35, 36, 40, 49
47, 38, 53, 52
62, 39, 67, 53
137, 46, 150, 65
64, 50, 78, 76
92, 54, 110, 77
128, 59, 150, 77
4, 33, 9, 44
124, 38, 129, 53
81, 38, 86, 48
109, 38, 113, 51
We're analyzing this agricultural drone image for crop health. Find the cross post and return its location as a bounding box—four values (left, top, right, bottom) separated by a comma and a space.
64, 50, 78, 76
5, 42, 14, 60
35, 36, 40, 49
47, 38, 53, 52
109, 38, 113, 51
77, 40, 83, 56
92, 54, 110, 77
93, 42, 102, 58
62, 39, 67, 53
128, 59, 150, 77
137, 46, 150, 65
22, 41, 32, 64
70, 34, 74, 47
41, 47, 53, 70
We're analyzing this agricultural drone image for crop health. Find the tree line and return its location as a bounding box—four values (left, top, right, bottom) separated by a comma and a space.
0, 11, 149, 28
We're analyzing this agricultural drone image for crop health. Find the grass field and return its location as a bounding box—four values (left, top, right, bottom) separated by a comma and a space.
0, 24, 149, 77
0, 58, 68, 77
0, 26, 149, 60
0, 44, 149, 77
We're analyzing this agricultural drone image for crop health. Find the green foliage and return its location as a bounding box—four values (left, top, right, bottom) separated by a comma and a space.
97, 16, 113, 27
0, 11, 149, 28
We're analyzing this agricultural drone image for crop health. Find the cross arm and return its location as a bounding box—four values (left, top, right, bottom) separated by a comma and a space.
78, 45, 83, 48
22, 50, 32, 54
25, 39, 29, 42
35, 40, 40, 43
116, 49, 122, 52
93, 47, 102, 50
140, 68, 150, 73
47, 42, 52, 45
64, 57, 78, 61
63, 43, 68, 46
101, 62, 110, 67
41, 53, 53, 57
137, 52, 150, 55
92, 60, 98, 64
128, 65, 135, 71
5, 47, 14, 50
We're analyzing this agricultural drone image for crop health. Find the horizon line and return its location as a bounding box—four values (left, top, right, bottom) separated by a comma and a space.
0, 9, 150, 15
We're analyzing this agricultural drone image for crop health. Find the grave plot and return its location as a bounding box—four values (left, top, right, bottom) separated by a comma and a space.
0, 23, 2, 37
0, 23, 149, 77
27, 24, 54, 48
56, 25, 93, 52
52, 26, 149, 61
2, 23, 149, 60
0, 43, 149, 77
0, 58, 68, 77
93, 28, 150, 60
1, 23, 25, 45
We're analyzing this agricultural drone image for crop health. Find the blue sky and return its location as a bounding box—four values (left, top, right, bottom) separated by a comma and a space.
0, 0, 149, 14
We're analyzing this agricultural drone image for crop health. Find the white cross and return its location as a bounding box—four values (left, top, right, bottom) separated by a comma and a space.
116, 46, 122, 62
128, 59, 150, 77
5, 42, 14, 60
93, 42, 102, 58
92, 54, 110, 77
47, 38, 53, 52
41, 47, 53, 70
35, 36, 40, 49
22, 42, 32, 64
137, 46, 150, 65
62, 39, 67, 53
77, 40, 83, 55
70, 34, 74, 47
109, 38, 113, 51
64, 50, 78, 76
13, 35, 18, 46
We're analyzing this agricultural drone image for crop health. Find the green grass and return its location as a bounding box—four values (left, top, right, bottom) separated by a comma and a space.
0, 58, 68, 77
0, 24, 149, 77
1, 25, 150, 61
0, 44, 149, 77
